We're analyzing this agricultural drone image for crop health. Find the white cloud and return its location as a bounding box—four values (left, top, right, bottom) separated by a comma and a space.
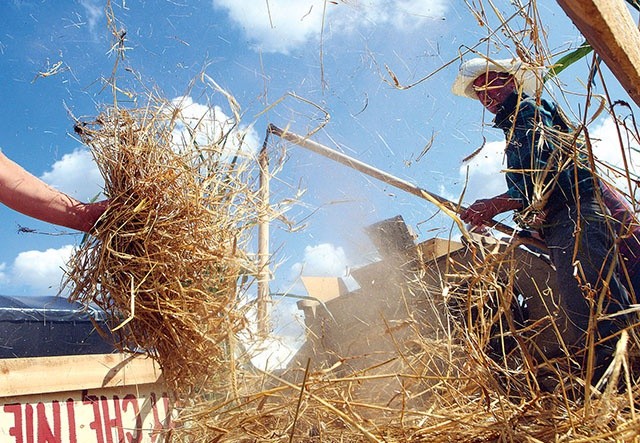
169, 95, 259, 161
591, 116, 640, 196
289, 243, 349, 279
213, 0, 448, 54
79, 0, 103, 34
214, 0, 327, 54
40, 148, 104, 202
9, 245, 75, 293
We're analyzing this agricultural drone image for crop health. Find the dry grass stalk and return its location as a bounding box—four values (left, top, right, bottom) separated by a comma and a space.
64, 99, 258, 396
169, 242, 640, 442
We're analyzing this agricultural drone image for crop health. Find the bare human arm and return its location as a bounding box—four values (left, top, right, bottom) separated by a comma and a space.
460, 192, 523, 227
0, 151, 107, 233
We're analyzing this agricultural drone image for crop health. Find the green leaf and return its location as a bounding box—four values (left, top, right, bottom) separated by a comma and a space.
544, 41, 593, 83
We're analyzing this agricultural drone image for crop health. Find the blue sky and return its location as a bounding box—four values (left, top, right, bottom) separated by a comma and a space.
1, 1, 638, 363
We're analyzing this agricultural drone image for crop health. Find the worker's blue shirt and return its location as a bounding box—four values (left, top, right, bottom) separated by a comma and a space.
494, 92, 595, 218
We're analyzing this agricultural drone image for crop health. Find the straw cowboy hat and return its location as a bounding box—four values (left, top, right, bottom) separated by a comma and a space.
451, 57, 542, 99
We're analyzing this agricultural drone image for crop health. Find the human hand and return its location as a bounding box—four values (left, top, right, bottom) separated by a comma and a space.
460, 199, 500, 227
80, 199, 110, 233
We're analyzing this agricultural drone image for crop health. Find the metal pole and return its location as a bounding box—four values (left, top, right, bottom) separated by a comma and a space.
267, 124, 518, 237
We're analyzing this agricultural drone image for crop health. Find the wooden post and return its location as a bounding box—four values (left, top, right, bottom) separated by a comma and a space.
257, 142, 271, 338
556, 0, 640, 107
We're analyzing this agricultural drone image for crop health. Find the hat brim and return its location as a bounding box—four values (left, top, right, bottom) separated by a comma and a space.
451, 58, 542, 99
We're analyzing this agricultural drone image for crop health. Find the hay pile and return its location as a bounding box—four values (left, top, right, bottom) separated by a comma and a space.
65, 100, 257, 395
167, 308, 640, 442
167, 236, 640, 442
168, 198, 640, 443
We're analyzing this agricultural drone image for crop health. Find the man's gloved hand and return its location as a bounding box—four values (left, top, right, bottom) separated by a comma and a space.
460, 198, 501, 227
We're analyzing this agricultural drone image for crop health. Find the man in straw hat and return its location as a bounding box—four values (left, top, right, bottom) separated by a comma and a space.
452, 56, 630, 385
0, 150, 107, 232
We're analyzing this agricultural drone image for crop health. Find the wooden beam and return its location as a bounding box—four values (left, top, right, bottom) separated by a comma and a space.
268, 124, 519, 237
0, 353, 162, 397
556, 0, 640, 107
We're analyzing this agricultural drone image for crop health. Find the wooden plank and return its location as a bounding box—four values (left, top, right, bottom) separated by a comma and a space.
418, 237, 464, 262
0, 353, 161, 398
0, 385, 172, 442
366, 215, 417, 259
556, 0, 640, 107
301, 276, 347, 303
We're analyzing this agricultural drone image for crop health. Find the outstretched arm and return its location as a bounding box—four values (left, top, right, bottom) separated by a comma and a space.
0, 151, 107, 232
460, 192, 523, 227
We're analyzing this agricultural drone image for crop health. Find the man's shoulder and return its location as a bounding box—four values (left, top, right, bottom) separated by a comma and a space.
513, 96, 558, 124
520, 95, 539, 108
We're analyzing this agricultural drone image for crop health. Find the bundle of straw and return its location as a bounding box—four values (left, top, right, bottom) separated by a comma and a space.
171, 265, 640, 442
65, 101, 257, 395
